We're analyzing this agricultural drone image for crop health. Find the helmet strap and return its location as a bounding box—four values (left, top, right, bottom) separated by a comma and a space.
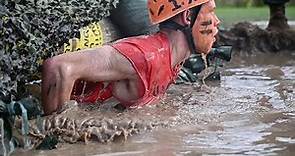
159, 5, 202, 54
190, 5, 202, 27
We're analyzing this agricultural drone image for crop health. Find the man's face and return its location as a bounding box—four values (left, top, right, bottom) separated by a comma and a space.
192, 0, 220, 54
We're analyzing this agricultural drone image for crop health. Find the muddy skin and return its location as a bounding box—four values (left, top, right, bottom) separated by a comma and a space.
217, 22, 295, 53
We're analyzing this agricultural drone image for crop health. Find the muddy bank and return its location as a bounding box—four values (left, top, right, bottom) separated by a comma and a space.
218, 22, 295, 53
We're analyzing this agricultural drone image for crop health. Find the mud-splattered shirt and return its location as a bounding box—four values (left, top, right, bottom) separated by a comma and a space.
71, 32, 182, 107
111, 32, 182, 107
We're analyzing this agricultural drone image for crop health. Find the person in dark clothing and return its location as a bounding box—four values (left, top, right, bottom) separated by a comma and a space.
263, 0, 290, 30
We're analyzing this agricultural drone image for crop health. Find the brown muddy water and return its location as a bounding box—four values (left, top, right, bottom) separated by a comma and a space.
14, 51, 295, 156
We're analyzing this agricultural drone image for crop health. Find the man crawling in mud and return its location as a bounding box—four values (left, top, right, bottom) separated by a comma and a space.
42, 0, 220, 115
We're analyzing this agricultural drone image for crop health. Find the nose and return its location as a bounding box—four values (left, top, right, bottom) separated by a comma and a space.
214, 14, 220, 27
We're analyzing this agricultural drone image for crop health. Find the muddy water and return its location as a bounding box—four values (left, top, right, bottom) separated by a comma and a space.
14, 51, 295, 155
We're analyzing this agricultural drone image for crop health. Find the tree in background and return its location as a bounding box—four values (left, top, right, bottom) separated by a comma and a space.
216, 0, 264, 7
264, 0, 290, 30
216, 0, 295, 7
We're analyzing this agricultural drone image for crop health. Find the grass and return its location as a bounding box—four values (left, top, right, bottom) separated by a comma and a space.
216, 6, 295, 28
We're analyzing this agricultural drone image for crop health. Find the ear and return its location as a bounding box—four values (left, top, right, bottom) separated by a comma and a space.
181, 10, 191, 25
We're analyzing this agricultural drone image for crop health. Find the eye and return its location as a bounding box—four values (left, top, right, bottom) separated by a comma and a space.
201, 20, 212, 26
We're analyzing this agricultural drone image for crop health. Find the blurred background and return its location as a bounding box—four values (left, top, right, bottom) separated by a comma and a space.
216, 0, 295, 27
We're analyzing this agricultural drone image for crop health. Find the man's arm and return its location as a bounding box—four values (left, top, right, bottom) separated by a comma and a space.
41, 45, 136, 115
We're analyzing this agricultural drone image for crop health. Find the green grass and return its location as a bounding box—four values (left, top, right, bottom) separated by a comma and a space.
216, 6, 295, 28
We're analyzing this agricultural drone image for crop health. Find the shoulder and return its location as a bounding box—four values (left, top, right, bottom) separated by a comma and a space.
111, 33, 170, 55
112, 33, 168, 47
101, 45, 138, 77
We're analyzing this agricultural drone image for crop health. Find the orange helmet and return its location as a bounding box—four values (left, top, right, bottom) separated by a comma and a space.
148, 0, 210, 24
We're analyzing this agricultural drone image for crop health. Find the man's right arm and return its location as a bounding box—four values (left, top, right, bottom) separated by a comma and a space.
41, 45, 136, 115
66, 45, 137, 82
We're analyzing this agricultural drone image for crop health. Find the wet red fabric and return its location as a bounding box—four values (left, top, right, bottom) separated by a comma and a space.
71, 32, 181, 107
71, 81, 113, 103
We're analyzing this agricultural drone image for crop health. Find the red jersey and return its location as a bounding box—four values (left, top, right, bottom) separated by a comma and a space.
71, 32, 182, 107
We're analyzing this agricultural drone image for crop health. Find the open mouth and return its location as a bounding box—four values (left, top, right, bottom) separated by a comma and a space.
213, 30, 218, 42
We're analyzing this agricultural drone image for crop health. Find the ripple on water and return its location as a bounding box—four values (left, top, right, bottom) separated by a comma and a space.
180, 113, 274, 155
222, 65, 295, 112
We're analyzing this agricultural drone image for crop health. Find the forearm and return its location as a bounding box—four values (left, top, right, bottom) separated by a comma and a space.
41, 58, 75, 115
41, 45, 135, 115
41, 59, 60, 115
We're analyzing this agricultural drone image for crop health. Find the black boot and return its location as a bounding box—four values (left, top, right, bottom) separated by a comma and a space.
267, 3, 290, 31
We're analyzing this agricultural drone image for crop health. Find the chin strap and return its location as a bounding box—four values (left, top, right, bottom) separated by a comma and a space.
160, 22, 197, 54
159, 5, 202, 54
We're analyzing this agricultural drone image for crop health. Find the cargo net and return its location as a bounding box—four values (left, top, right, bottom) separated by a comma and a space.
0, 18, 125, 151
8, 19, 140, 149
